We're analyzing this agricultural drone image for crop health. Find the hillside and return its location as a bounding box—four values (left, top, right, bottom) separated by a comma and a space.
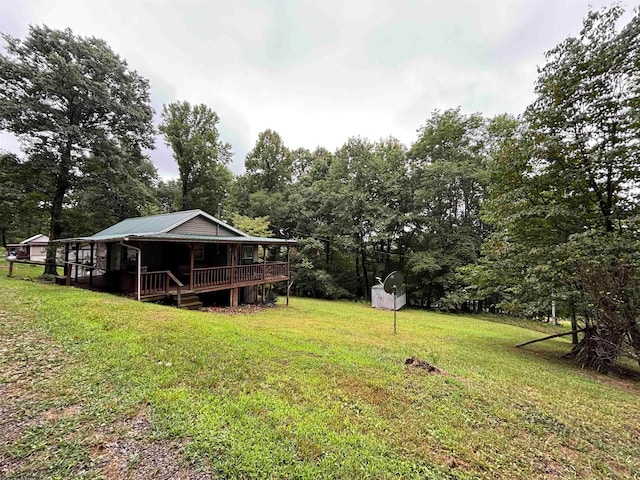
1, 262, 638, 479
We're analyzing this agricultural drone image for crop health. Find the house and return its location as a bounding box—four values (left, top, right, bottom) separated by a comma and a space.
6, 234, 50, 262
54, 210, 296, 309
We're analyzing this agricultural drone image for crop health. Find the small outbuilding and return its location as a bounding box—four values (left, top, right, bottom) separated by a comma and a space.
371, 284, 406, 311
6, 234, 50, 262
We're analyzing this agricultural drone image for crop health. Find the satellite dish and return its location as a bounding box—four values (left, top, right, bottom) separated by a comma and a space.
383, 271, 404, 294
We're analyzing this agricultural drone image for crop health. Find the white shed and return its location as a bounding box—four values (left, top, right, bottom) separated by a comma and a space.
7, 234, 50, 262
371, 284, 406, 310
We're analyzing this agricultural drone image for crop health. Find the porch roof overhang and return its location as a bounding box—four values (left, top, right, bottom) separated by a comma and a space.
53, 233, 296, 246
7, 242, 48, 247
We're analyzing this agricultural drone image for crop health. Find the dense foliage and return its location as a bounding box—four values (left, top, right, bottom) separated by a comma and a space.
159, 101, 233, 212
0, 26, 155, 273
468, 6, 640, 370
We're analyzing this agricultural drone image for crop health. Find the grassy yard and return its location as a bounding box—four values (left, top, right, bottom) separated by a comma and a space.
1, 261, 639, 479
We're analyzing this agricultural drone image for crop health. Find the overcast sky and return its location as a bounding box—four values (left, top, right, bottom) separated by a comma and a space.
0, 0, 627, 178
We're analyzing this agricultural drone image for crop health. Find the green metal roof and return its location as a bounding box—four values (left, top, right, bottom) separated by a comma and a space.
55, 210, 296, 245
137, 233, 295, 244
94, 209, 247, 237
56, 233, 295, 245
94, 210, 195, 236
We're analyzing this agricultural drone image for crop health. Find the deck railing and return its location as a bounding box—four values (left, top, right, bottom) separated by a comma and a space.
192, 265, 231, 287
193, 262, 289, 290
140, 270, 184, 302
133, 262, 287, 298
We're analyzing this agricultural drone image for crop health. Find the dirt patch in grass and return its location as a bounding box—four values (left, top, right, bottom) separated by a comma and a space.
206, 303, 270, 315
0, 384, 41, 445
533, 453, 565, 478
94, 409, 213, 480
336, 378, 391, 406
0, 310, 214, 479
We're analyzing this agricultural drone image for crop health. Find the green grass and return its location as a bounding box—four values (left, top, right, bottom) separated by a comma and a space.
1, 261, 639, 479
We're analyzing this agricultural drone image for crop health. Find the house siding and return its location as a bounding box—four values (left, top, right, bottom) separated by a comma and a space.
170, 216, 237, 237
29, 245, 47, 262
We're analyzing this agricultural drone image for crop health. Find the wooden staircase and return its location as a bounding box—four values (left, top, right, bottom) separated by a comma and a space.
177, 291, 202, 310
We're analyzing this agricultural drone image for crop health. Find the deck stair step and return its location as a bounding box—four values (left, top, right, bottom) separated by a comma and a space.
178, 292, 202, 310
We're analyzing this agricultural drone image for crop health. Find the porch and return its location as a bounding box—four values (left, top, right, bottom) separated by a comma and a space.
125, 261, 290, 301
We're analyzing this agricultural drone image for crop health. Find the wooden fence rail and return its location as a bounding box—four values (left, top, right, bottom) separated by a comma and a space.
193, 262, 289, 289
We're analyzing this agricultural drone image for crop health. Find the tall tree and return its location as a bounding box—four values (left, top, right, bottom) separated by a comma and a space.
477, 5, 640, 371
0, 26, 155, 273
244, 129, 292, 193
407, 109, 489, 308
0, 152, 49, 246
286, 147, 353, 299
233, 129, 293, 237
159, 101, 233, 211
323, 136, 410, 299
63, 148, 159, 235
154, 179, 183, 214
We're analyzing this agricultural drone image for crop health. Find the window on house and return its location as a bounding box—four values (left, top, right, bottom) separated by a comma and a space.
242, 246, 254, 264
194, 244, 205, 261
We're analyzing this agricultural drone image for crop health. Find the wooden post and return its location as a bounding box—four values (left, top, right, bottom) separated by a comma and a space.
286, 245, 290, 306
230, 287, 239, 307
286, 245, 290, 281
63, 242, 70, 285
231, 243, 236, 281
89, 242, 95, 286
8, 261, 14, 277
105, 243, 112, 291
263, 244, 267, 275
189, 244, 194, 291
74, 243, 80, 282
229, 243, 237, 307
262, 244, 267, 301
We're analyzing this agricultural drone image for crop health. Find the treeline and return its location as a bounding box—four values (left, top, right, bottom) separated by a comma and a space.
1, 7, 638, 371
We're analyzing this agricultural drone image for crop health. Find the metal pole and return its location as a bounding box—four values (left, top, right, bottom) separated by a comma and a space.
217, 203, 221, 235
393, 285, 397, 334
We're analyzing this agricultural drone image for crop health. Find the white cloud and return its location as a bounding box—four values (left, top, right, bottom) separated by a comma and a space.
0, 0, 629, 178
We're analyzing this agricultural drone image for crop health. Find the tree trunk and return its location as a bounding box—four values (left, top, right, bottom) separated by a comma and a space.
354, 249, 361, 298
385, 239, 391, 272
570, 303, 579, 345
361, 243, 370, 300
181, 179, 189, 210
324, 239, 331, 269
45, 140, 72, 275
627, 319, 640, 369
566, 326, 625, 374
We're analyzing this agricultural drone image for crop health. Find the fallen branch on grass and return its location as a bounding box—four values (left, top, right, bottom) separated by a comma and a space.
515, 329, 586, 348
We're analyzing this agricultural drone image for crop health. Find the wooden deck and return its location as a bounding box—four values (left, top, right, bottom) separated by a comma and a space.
137, 262, 289, 301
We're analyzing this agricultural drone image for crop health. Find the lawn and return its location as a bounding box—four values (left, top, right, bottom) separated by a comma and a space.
1, 261, 639, 479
